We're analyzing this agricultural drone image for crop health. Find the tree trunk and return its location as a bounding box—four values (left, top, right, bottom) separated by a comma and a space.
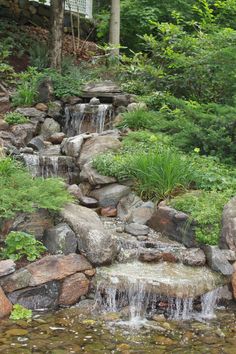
50, 0, 65, 71
109, 0, 120, 56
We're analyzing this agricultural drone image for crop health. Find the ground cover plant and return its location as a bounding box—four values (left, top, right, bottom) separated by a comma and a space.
1, 231, 46, 262
4, 112, 29, 125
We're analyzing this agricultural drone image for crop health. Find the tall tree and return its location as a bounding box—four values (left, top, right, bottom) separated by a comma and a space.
50, 0, 65, 71
109, 0, 120, 55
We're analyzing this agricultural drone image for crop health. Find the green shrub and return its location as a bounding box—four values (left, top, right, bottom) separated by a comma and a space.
0, 157, 72, 220
117, 110, 159, 131
10, 304, 32, 320
169, 190, 232, 245
4, 112, 29, 125
1, 231, 46, 261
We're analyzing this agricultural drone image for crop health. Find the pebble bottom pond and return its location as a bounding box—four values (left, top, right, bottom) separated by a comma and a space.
0, 305, 235, 354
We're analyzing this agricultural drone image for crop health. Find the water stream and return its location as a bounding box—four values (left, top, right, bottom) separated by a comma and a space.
64, 103, 113, 136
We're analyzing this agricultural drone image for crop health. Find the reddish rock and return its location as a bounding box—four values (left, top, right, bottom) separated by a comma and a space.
161, 253, 177, 263
101, 207, 117, 217
0, 287, 12, 318
27, 254, 92, 286
84, 269, 96, 277
49, 132, 66, 144
59, 273, 89, 306
232, 272, 236, 299
139, 251, 162, 263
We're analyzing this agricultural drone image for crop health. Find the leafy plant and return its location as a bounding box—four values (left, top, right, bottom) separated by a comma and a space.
4, 112, 29, 125
29, 42, 50, 71
117, 110, 159, 131
0, 157, 73, 220
10, 304, 32, 320
169, 190, 232, 245
1, 231, 46, 261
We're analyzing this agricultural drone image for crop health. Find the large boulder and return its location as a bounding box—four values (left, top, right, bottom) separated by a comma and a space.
41, 118, 60, 139
117, 193, 145, 221
0, 254, 92, 292
220, 196, 236, 251
59, 273, 89, 306
61, 135, 84, 157
147, 203, 198, 248
43, 223, 77, 255
11, 123, 39, 148
9, 209, 54, 241
80, 161, 116, 186
0, 287, 12, 318
8, 281, 60, 310
78, 135, 121, 167
60, 203, 118, 265
15, 107, 46, 122
90, 184, 130, 208
202, 245, 234, 276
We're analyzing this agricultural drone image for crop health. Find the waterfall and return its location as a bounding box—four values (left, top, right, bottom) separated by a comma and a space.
94, 261, 224, 325
64, 103, 113, 136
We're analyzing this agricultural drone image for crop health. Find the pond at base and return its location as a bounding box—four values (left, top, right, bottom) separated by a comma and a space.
0, 305, 235, 354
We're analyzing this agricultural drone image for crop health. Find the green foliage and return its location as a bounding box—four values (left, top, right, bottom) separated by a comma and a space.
117, 110, 159, 130
10, 304, 32, 321
12, 67, 43, 107
169, 190, 232, 245
0, 157, 72, 220
0, 43, 15, 84
94, 131, 193, 200
29, 42, 50, 71
1, 231, 46, 262
4, 112, 29, 125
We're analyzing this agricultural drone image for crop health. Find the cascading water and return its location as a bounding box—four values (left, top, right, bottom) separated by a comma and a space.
94, 261, 225, 326
64, 102, 113, 136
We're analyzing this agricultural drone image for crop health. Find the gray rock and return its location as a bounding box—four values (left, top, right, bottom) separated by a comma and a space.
89, 97, 100, 105
38, 78, 54, 103
180, 248, 206, 266
203, 245, 234, 275
67, 184, 83, 199
11, 123, 39, 148
117, 193, 154, 225
113, 94, 131, 107
130, 201, 155, 225
20, 147, 34, 154
90, 184, 130, 208
15, 107, 46, 122
147, 203, 198, 248
0, 260, 16, 277
60, 203, 118, 265
79, 196, 98, 208
43, 223, 77, 255
82, 81, 122, 98
127, 102, 147, 111
78, 135, 121, 167
80, 161, 116, 185
27, 136, 45, 151
48, 101, 62, 118
8, 281, 60, 310
125, 223, 150, 236
41, 118, 60, 139
220, 196, 236, 251
61, 135, 84, 157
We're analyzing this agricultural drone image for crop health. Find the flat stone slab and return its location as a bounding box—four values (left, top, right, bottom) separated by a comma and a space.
95, 261, 228, 299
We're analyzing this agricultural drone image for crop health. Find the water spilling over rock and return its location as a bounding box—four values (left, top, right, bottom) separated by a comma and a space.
64, 103, 113, 137
94, 261, 227, 323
